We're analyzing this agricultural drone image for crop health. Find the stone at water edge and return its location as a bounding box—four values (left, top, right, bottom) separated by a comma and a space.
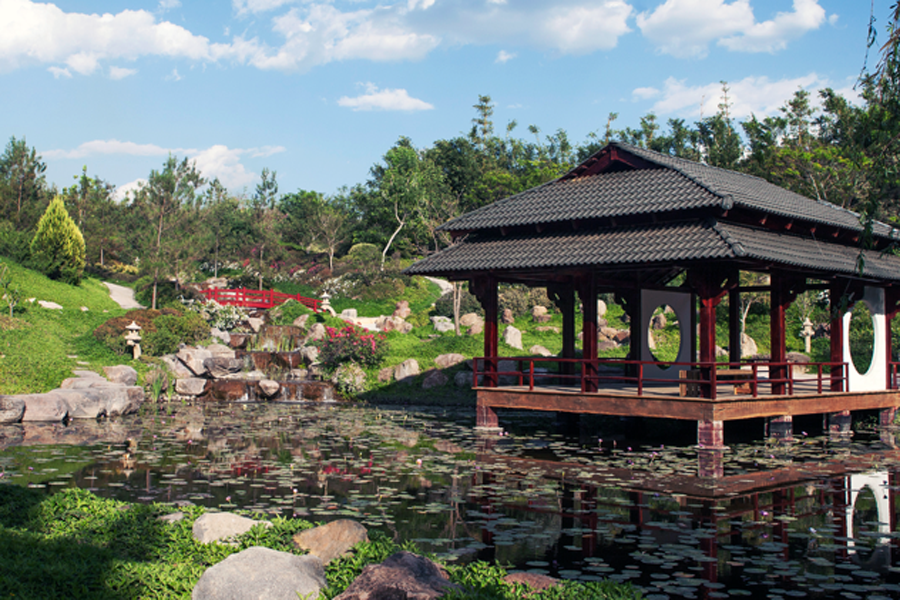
162, 355, 195, 380
19, 393, 69, 422
175, 378, 209, 397
247, 317, 264, 333
334, 551, 461, 600
103, 365, 138, 386
393, 359, 420, 383
192, 547, 325, 600
206, 343, 235, 359
502, 326, 523, 350
258, 379, 281, 397
203, 357, 244, 378
192, 512, 272, 544
434, 353, 466, 369
422, 369, 448, 389
177, 347, 213, 377
293, 519, 369, 564
0, 396, 25, 424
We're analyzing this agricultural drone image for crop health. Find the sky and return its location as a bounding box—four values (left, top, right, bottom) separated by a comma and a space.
0, 0, 893, 201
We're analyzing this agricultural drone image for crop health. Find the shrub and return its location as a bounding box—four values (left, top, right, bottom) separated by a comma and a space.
268, 299, 315, 326
190, 299, 249, 331
331, 362, 368, 396
93, 308, 208, 357
434, 283, 483, 318
29, 196, 85, 285
315, 325, 387, 370
359, 277, 405, 302
499, 284, 552, 318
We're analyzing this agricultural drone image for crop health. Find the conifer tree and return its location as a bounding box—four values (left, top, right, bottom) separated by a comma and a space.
30, 196, 86, 285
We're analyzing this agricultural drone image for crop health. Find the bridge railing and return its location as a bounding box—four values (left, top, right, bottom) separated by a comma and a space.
198, 288, 321, 312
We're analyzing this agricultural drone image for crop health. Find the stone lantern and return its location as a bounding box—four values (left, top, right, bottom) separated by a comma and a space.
125, 321, 142, 360
320, 291, 336, 317
800, 317, 815, 354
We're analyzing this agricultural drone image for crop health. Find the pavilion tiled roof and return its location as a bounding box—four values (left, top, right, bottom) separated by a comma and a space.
441, 142, 896, 239
406, 219, 900, 282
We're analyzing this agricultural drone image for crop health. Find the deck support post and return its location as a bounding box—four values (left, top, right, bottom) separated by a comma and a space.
697, 419, 724, 449
880, 407, 897, 428
472, 275, 499, 388
577, 274, 598, 393
826, 410, 852, 437
766, 415, 794, 441
697, 449, 724, 478
475, 402, 499, 430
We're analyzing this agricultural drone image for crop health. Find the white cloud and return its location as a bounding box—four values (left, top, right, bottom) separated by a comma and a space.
495, 50, 516, 63
233, 0, 295, 16
646, 73, 825, 119
632, 86, 660, 100
158, 0, 181, 12
828, 13, 839, 26
109, 66, 137, 80
47, 66, 71, 78
338, 84, 434, 111
113, 178, 146, 202
166, 68, 183, 81
407, 0, 436, 10
45, 140, 287, 191
637, 0, 825, 58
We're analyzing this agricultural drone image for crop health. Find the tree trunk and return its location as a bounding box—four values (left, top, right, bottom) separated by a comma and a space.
453, 282, 462, 336
152, 267, 159, 310
381, 219, 405, 271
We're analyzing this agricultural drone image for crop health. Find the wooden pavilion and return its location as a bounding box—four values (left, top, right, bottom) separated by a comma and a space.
406, 142, 900, 448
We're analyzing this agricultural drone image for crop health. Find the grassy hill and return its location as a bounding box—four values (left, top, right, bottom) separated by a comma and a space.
0, 258, 127, 394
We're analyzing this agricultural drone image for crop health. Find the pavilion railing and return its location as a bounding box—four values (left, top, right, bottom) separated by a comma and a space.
198, 288, 321, 312
472, 357, 849, 399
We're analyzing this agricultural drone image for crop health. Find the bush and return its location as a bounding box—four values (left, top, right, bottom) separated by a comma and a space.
268, 299, 315, 326
29, 196, 85, 285
134, 277, 198, 308
434, 283, 483, 318
499, 284, 552, 318
190, 300, 249, 331
0, 221, 32, 263
359, 277, 405, 302
93, 308, 208, 357
315, 325, 387, 370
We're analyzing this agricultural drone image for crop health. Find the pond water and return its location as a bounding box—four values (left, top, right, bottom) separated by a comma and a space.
2, 402, 900, 600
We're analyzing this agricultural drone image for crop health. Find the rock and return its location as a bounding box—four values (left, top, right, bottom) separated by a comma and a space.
382, 317, 412, 334
597, 299, 607, 317
258, 380, 280, 397
467, 321, 484, 335
209, 328, 231, 345
430, 316, 454, 333
103, 365, 138, 386
378, 367, 394, 383
598, 317, 608, 327
206, 344, 235, 359
651, 313, 667, 330
716, 345, 728, 357
192, 546, 325, 600
80, 306, 89, 312
53, 389, 106, 419
529, 345, 552, 357
227, 333, 249, 349
161, 354, 195, 380
247, 317, 264, 333
422, 369, 448, 389
333, 363, 366, 394
394, 359, 420, 383
203, 357, 244, 378
600, 326, 619, 339
38, 300, 63, 310
207, 380, 250, 402
434, 353, 466, 369
289, 368, 309, 381
334, 551, 460, 600
192, 512, 272, 544
533, 314, 552, 323
459, 313, 483, 328
535, 326, 559, 334
501, 308, 515, 324
300, 346, 320, 365
454, 371, 472, 387
502, 326, 523, 350
60, 372, 105, 388
177, 347, 213, 377
340, 308, 358, 319
293, 520, 369, 564
531, 305, 548, 320
0, 396, 25, 424
175, 378, 209, 396
306, 323, 327, 342
503, 572, 560, 592
292, 314, 310, 330
598, 340, 618, 352
393, 300, 411, 320
741, 333, 758, 358
20, 393, 68, 422
613, 330, 630, 344
159, 512, 185, 524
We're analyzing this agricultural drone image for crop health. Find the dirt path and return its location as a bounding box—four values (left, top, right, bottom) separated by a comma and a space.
425, 276, 453, 296
104, 282, 144, 310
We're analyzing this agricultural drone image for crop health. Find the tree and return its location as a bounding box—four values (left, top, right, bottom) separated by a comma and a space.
310, 200, 349, 271
202, 179, 247, 277
0, 262, 21, 318
133, 155, 205, 309
697, 83, 743, 169
63, 167, 121, 265
0, 136, 47, 229
248, 168, 284, 289
30, 196, 86, 285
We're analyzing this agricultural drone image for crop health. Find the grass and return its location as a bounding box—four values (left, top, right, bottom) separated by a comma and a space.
0, 258, 133, 394
0, 485, 641, 600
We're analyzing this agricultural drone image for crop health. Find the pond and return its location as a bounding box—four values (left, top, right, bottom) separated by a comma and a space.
2, 402, 900, 600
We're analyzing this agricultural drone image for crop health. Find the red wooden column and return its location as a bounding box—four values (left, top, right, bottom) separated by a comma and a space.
472, 275, 499, 388
577, 274, 598, 393
688, 268, 734, 399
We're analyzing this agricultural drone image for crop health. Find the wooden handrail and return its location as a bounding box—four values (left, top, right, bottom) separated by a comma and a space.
197, 288, 321, 312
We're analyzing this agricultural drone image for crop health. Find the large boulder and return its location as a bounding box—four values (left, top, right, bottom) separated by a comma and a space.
206, 344, 235, 359
175, 378, 209, 397
502, 326, 523, 350
192, 512, 272, 544
392, 300, 411, 320
162, 354, 195, 379
430, 316, 454, 333
102, 365, 138, 386
192, 546, 325, 600
394, 359, 420, 384
334, 551, 460, 600
741, 333, 758, 358
177, 347, 213, 377
422, 369, 448, 389
293, 520, 369, 564
459, 313, 483, 328
0, 396, 25, 424
54, 389, 107, 419
20, 393, 68, 422
203, 357, 244, 379
434, 353, 466, 369
306, 323, 327, 342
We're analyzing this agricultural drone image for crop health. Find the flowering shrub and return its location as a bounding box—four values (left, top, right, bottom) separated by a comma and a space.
315, 325, 387, 370
189, 299, 248, 331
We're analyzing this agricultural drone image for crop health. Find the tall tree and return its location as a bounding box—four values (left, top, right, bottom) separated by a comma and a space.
248, 168, 283, 289
0, 137, 47, 229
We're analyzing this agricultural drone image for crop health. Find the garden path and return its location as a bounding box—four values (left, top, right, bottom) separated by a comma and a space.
104, 282, 143, 310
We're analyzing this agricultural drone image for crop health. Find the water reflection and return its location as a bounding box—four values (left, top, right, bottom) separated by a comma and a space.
1, 403, 899, 599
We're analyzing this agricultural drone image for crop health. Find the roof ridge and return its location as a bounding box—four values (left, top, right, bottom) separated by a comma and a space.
611, 142, 734, 211
707, 218, 746, 258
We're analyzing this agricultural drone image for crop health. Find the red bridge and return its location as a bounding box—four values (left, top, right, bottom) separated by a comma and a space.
198, 288, 320, 312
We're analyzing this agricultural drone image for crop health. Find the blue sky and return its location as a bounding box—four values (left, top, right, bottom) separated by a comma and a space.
0, 0, 891, 200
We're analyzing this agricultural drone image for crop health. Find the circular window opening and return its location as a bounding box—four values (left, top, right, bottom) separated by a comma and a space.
648, 305, 680, 368
852, 485, 879, 560
849, 302, 875, 375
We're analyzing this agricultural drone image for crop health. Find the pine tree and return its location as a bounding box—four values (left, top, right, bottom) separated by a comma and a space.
30, 196, 86, 285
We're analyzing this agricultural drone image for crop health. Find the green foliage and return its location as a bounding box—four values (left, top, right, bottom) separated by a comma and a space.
434, 283, 483, 318
315, 325, 388, 370
0, 260, 22, 317
29, 196, 86, 285
499, 284, 552, 319
190, 299, 249, 331
93, 307, 207, 357
268, 298, 316, 326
